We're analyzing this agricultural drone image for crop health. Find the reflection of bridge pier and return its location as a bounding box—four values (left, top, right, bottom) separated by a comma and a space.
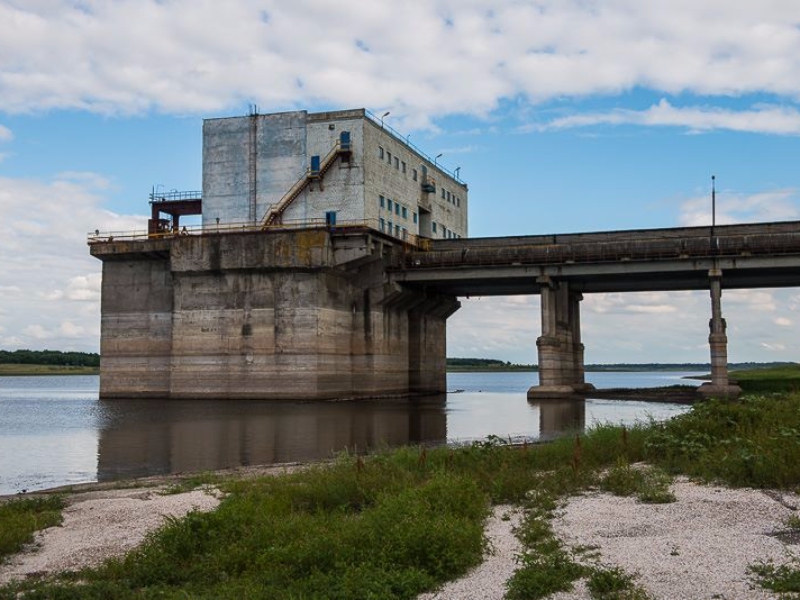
530, 398, 586, 441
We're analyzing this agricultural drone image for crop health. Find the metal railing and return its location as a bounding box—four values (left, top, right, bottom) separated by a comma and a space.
149, 190, 202, 202
88, 217, 431, 248
364, 110, 464, 184
399, 231, 800, 269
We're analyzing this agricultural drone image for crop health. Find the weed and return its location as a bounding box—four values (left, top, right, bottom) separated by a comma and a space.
587, 566, 653, 599
749, 560, 800, 594
599, 460, 675, 504
0, 496, 64, 563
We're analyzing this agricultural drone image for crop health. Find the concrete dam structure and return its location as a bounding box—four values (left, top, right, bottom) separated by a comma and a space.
91, 228, 458, 400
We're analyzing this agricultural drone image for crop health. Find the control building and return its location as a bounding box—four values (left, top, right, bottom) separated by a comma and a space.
202, 108, 468, 240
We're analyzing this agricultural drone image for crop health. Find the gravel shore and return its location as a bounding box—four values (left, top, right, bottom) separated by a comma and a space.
3, 475, 799, 598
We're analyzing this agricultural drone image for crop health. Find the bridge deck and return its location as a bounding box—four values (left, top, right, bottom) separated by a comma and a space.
393, 221, 800, 295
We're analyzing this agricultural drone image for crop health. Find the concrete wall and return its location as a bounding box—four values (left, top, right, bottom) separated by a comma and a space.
94, 230, 458, 400
99, 258, 174, 398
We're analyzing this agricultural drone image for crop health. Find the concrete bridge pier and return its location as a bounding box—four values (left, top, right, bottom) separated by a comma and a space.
698, 268, 741, 399
528, 278, 595, 400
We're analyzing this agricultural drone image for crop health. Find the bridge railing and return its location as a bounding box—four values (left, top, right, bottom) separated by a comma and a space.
399, 230, 800, 269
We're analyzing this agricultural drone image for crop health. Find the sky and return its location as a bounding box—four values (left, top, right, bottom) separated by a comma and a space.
2, 0, 800, 365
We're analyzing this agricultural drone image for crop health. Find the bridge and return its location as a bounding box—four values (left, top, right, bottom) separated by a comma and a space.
90, 219, 800, 401
391, 220, 800, 399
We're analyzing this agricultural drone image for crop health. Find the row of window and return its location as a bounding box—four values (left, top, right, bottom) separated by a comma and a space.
431, 222, 462, 239
379, 195, 418, 224
377, 146, 462, 209
441, 187, 462, 208
379, 218, 410, 240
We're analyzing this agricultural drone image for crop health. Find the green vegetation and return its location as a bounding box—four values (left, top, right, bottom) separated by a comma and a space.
0, 350, 100, 376
0, 496, 65, 564
0, 350, 99, 367
5, 366, 800, 597
732, 363, 800, 394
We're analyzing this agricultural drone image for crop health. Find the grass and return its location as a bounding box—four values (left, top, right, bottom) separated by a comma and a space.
0, 364, 99, 376
5, 367, 800, 597
0, 496, 65, 563
731, 363, 800, 394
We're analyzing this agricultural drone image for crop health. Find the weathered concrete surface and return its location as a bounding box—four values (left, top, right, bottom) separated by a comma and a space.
92, 229, 459, 400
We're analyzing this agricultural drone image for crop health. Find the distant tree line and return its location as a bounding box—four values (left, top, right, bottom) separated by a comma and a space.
0, 349, 100, 367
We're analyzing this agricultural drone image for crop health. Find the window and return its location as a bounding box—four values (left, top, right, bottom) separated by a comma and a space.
442, 226, 448, 238
388, 220, 393, 234
456, 197, 460, 207
432, 222, 437, 233
446, 191, 451, 202
387, 151, 392, 164
387, 199, 393, 212
380, 195, 385, 208
395, 225, 400, 236
412, 169, 418, 181
379, 217, 385, 232
402, 161, 406, 173
325, 211, 337, 227
441, 188, 445, 199
402, 206, 407, 219
395, 203, 400, 216
394, 157, 399, 169
379, 147, 384, 159
413, 212, 418, 224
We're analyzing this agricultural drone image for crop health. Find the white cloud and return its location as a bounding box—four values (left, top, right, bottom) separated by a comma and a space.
0, 124, 12, 142
539, 100, 800, 136
1, 1, 800, 125
0, 173, 146, 351
679, 188, 800, 226
774, 317, 793, 327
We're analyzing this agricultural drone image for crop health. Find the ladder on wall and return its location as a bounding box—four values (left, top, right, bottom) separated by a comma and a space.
261, 132, 351, 228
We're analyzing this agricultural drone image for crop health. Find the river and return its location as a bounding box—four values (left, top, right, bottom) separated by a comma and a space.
0, 371, 702, 495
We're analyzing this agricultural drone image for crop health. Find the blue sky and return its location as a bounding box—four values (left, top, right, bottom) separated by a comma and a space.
2, 0, 800, 364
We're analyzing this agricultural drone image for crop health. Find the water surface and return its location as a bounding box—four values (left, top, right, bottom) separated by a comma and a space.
0, 371, 701, 495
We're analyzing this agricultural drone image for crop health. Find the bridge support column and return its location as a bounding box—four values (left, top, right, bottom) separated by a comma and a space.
698, 269, 741, 399
528, 279, 595, 400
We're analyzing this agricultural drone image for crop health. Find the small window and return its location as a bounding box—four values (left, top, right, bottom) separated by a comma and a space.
446, 191, 451, 202
395, 203, 400, 216
379, 147, 384, 159
388, 220, 393, 233
379, 217, 385, 232
395, 225, 400, 236
442, 226, 448, 238
412, 169, 418, 181
432, 222, 437, 233
394, 157, 399, 169
456, 197, 460, 207
441, 188, 445, 199
413, 212, 418, 224
402, 206, 407, 219
387, 151, 392, 164
325, 211, 337, 227
380, 195, 385, 208
401, 161, 406, 173
387, 199, 393, 212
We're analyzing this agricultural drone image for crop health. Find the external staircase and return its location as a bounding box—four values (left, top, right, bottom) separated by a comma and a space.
262, 132, 352, 227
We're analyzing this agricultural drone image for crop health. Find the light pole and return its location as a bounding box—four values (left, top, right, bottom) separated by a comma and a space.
434, 153, 442, 167
455, 166, 461, 180
380, 111, 390, 128
711, 175, 716, 231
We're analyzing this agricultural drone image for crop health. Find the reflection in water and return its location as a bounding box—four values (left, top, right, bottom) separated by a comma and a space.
530, 399, 587, 441
96, 397, 447, 481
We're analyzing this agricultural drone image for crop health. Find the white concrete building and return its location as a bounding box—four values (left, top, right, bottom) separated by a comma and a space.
202, 108, 468, 241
